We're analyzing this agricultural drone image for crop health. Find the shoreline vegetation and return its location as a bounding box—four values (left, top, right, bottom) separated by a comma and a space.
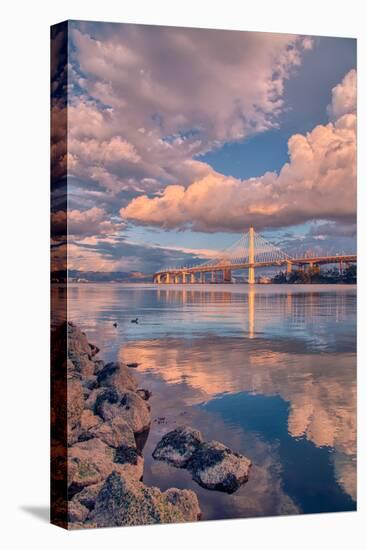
52, 322, 251, 529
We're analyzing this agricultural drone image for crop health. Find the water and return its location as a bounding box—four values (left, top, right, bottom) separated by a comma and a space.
61, 283, 356, 519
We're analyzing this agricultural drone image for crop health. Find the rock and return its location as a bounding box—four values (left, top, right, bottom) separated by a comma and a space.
79, 410, 101, 433
97, 362, 138, 393
152, 426, 203, 467
68, 437, 143, 492
93, 387, 150, 434
136, 388, 152, 401
93, 360, 105, 375
84, 388, 105, 411
68, 438, 112, 489
118, 391, 151, 434
88, 472, 200, 527
67, 322, 93, 358
93, 388, 121, 421
68, 499, 89, 523
72, 482, 103, 512
67, 378, 84, 432
89, 343, 100, 357
188, 440, 251, 494
90, 417, 136, 449
126, 362, 139, 369
164, 488, 201, 522
78, 355, 97, 379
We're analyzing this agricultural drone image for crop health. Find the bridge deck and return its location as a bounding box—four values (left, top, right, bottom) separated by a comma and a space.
154, 255, 356, 277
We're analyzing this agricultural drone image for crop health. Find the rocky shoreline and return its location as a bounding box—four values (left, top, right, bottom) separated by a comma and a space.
54, 322, 251, 529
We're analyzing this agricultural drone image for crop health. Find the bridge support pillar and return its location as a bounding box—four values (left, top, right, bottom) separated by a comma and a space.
156, 274, 161, 284
175, 275, 179, 284
166, 273, 171, 284
182, 273, 187, 284
211, 271, 215, 283
200, 272, 204, 283
223, 268, 232, 283
190, 273, 195, 283
286, 261, 292, 274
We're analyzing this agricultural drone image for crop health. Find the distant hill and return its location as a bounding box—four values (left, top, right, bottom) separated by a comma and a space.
51, 270, 153, 283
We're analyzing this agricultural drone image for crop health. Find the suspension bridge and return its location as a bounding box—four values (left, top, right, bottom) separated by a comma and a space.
153, 227, 356, 285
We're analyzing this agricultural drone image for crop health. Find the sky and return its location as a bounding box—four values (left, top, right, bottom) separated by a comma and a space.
51, 22, 357, 274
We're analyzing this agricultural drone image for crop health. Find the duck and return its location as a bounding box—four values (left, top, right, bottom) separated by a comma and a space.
113, 322, 118, 328
131, 317, 139, 324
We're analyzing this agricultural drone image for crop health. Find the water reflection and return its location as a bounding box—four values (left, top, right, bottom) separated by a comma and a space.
60, 283, 356, 517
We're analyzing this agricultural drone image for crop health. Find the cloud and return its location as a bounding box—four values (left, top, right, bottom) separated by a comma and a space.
327, 69, 357, 120
51, 207, 125, 238
122, 70, 356, 232
64, 23, 312, 194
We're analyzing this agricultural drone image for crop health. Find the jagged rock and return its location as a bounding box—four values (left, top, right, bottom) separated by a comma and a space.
93, 360, 105, 375
68, 438, 143, 491
136, 388, 152, 401
88, 472, 200, 527
89, 343, 100, 357
118, 391, 151, 434
189, 440, 251, 493
67, 322, 92, 358
97, 362, 138, 393
153, 427, 252, 494
93, 388, 121, 421
90, 417, 136, 449
93, 387, 151, 434
67, 378, 84, 432
164, 488, 201, 522
84, 388, 105, 411
68, 499, 89, 523
79, 410, 101, 432
152, 426, 203, 467
72, 482, 103, 512
78, 355, 97, 379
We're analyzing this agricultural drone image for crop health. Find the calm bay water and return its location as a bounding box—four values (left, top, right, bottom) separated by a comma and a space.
61, 283, 356, 519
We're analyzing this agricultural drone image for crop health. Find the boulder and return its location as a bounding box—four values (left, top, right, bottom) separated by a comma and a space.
67, 322, 92, 358
72, 482, 103, 512
93, 360, 105, 375
152, 426, 203, 467
89, 343, 100, 357
67, 378, 84, 432
188, 440, 251, 494
90, 417, 136, 449
68, 437, 143, 491
93, 387, 151, 434
88, 471, 200, 527
78, 355, 97, 379
97, 362, 137, 393
136, 388, 152, 401
80, 410, 101, 432
164, 488, 201, 522
68, 499, 89, 523
118, 391, 151, 434
84, 388, 105, 411
93, 388, 121, 421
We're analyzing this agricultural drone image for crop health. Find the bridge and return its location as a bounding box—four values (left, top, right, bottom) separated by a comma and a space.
153, 227, 356, 284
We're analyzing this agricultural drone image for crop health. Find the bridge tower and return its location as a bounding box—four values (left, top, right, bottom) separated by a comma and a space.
248, 226, 255, 284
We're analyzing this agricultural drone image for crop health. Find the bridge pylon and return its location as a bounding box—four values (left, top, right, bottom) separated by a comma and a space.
248, 226, 255, 284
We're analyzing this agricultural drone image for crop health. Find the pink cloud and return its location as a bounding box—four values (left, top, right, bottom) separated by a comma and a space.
65, 27, 312, 193
121, 70, 356, 232
52, 207, 125, 238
